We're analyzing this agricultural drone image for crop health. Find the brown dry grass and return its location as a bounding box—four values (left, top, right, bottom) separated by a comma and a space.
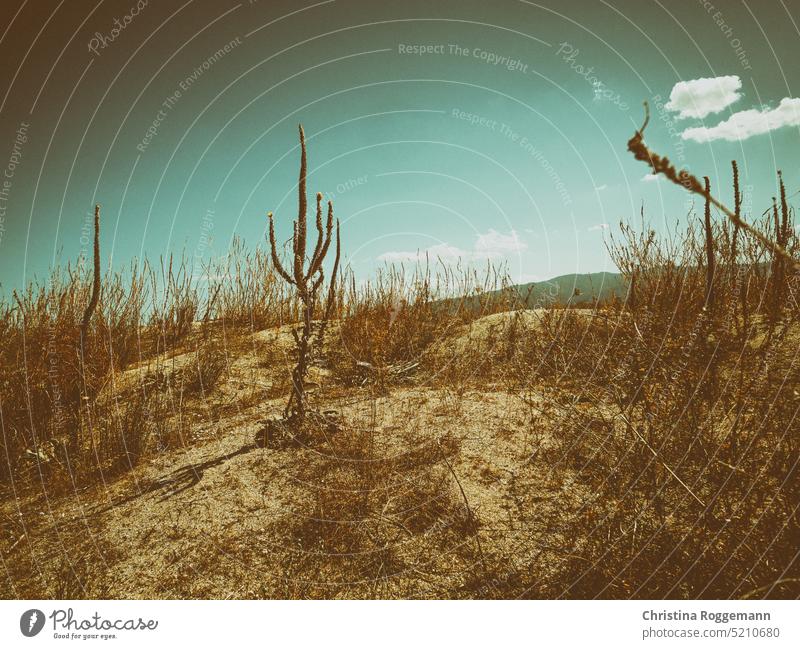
1, 160, 799, 600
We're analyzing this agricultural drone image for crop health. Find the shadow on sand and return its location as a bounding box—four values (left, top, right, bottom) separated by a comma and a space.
91, 442, 259, 514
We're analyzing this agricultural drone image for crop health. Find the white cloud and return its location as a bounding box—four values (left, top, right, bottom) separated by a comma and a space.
681, 97, 800, 142
474, 228, 527, 256
594, 184, 608, 191
642, 173, 660, 182
377, 229, 527, 263
588, 223, 609, 232
665, 75, 742, 119
377, 243, 465, 263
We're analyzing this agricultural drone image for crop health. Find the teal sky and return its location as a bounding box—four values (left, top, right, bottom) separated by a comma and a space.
1, 0, 799, 292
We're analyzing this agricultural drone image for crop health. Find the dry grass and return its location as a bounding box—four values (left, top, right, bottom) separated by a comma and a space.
1, 152, 799, 599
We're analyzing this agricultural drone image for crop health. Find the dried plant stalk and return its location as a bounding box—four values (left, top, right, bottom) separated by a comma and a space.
627, 102, 800, 273
703, 177, 715, 310
267, 125, 341, 422
80, 203, 101, 351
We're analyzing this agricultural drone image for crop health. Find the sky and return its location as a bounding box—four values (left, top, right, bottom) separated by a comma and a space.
1, 0, 799, 292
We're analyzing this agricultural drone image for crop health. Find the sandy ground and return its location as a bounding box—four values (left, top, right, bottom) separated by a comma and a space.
1, 313, 585, 599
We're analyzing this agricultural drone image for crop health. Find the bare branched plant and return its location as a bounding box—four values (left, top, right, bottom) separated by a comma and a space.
267, 125, 341, 423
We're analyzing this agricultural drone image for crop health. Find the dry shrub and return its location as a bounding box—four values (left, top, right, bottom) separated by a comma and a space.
180, 337, 229, 397
509, 185, 800, 598
0, 261, 124, 487
0, 242, 274, 493
329, 263, 510, 387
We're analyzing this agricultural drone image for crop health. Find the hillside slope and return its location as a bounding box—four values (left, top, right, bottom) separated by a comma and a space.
451, 271, 627, 312
0, 314, 581, 599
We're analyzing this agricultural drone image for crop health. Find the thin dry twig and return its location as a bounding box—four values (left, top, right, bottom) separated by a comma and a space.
617, 411, 706, 508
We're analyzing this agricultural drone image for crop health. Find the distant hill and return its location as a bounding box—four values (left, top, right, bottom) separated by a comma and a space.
446, 271, 628, 312
505, 271, 628, 307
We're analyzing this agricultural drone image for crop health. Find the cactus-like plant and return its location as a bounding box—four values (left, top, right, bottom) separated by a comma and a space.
80, 203, 101, 354
72, 203, 100, 451
268, 125, 340, 422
